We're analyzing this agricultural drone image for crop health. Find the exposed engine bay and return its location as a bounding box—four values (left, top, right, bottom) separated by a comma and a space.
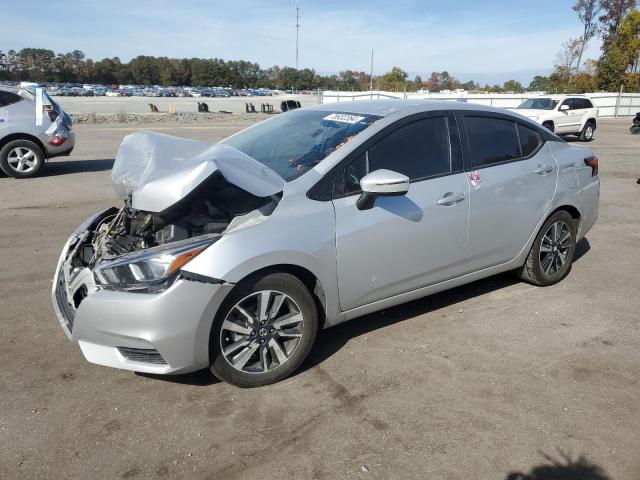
73, 173, 277, 269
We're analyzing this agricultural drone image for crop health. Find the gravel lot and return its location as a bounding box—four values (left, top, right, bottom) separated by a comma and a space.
0, 118, 638, 480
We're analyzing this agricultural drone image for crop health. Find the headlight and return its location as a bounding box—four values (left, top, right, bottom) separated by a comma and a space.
94, 235, 218, 292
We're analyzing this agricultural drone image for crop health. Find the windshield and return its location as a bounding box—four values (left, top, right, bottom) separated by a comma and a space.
221, 110, 382, 181
517, 98, 558, 110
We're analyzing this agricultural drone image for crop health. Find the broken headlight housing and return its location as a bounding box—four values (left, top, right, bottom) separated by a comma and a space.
94, 235, 219, 292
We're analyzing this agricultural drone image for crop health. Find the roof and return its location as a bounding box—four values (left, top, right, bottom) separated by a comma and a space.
305, 98, 523, 117
534, 94, 589, 99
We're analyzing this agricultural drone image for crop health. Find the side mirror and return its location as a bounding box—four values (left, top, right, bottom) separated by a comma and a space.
559, 104, 570, 112
356, 169, 410, 210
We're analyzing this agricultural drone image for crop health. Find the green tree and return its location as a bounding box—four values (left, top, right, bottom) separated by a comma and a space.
597, 9, 640, 89
376, 67, 407, 91
598, 0, 637, 50
503, 79, 524, 92
529, 75, 550, 91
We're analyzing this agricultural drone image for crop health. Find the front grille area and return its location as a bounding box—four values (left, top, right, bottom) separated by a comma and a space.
54, 269, 76, 332
117, 347, 167, 365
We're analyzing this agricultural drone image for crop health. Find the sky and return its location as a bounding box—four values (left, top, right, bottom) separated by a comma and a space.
0, 0, 602, 85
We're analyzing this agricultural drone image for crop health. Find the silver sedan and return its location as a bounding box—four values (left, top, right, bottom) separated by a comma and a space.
52, 100, 599, 387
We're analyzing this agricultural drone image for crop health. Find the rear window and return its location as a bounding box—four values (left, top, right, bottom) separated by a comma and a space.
0, 91, 23, 107
464, 116, 521, 168
517, 124, 542, 157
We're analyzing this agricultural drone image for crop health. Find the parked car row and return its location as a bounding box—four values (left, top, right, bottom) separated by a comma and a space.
6, 82, 282, 98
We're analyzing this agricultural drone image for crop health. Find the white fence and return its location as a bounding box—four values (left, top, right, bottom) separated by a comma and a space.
320, 91, 640, 117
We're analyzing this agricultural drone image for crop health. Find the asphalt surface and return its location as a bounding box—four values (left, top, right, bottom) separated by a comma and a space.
1, 118, 639, 480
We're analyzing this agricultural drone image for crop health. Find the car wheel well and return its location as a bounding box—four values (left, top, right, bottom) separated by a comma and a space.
0, 133, 48, 159
585, 118, 596, 128
233, 265, 327, 328
550, 205, 581, 230
542, 120, 554, 132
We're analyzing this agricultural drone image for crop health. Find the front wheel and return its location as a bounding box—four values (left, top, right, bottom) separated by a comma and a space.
210, 272, 318, 387
517, 211, 577, 286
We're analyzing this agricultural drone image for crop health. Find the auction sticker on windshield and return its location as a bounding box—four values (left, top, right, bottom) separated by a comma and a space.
323, 113, 366, 124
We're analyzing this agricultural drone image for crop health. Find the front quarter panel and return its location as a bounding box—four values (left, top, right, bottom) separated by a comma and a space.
181, 193, 340, 325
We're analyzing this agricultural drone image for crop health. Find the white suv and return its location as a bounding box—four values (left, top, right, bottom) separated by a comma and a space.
511, 95, 598, 142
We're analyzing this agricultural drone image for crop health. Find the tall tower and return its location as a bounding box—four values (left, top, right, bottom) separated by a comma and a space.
295, 3, 300, 69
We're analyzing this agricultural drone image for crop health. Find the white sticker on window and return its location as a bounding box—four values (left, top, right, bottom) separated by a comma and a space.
323, 113, 365, 124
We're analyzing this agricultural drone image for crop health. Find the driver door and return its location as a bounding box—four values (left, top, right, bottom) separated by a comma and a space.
555, 98, 581, 133
332, 113, 470, 311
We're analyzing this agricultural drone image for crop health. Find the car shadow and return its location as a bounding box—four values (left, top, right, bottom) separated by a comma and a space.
139, 237, 592, 387
136, 369, 221, 386
42, 158, 114, 177
506, 450, 611, 480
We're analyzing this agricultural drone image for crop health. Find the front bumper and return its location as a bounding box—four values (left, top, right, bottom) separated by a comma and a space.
51, 216, 234, 374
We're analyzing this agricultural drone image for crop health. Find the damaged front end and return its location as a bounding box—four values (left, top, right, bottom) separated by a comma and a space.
52, 131, 284, 336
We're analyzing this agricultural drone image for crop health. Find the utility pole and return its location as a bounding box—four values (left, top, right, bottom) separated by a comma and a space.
295, 3, 300, 69
369, 49, 374, 98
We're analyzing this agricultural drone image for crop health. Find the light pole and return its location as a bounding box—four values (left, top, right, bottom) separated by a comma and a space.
295, 3, 300, 70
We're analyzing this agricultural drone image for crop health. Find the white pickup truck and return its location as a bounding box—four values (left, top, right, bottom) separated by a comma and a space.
511, 95, 598, 142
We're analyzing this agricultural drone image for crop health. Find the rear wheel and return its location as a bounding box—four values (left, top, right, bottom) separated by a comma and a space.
0, 140, 45, 178
210, 272, 318, 387
517, 210, 577, 286
579, 121, 595, 142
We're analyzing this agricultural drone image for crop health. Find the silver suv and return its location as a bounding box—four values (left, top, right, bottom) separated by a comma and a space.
52, 101, 599, 387
0, 86, 75, 178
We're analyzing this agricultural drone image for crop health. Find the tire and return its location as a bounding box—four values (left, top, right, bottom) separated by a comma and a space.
0, 139, 45, 178
542, 121, 554, 133
210, 272, 319, 387
579, 121, 595, 142
517, 210, 577, 286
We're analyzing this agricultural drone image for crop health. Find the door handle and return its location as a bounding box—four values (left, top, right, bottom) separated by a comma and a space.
437, 192, 465, 206
534, 164, 553, 175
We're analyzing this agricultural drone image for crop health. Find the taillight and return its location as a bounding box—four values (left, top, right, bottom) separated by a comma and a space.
584, 156, 598, 176
48, 135, 67, 147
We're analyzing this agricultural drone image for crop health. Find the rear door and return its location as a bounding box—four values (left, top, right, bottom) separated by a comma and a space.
458, 113, 557, 272
332, 112, 470, 311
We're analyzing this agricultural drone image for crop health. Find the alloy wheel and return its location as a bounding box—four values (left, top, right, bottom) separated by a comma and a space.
584, 124, 593, 140
220, 290, 304, 374
7, 147, 37, 173
539, 221, 571, 277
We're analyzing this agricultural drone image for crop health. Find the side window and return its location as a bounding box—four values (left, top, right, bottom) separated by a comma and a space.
368, 116, 451, 180
517, 124, 542, 157
344, 153, 367, 195
583, 99, 594, 109
561, 99, 574, 110
0, 92, 23, 107
464, 116, 521, 168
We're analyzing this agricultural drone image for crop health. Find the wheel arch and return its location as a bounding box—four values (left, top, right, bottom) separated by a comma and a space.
228, 264, 328, 329
548, 204, 581, 232
0, 133, 48, 158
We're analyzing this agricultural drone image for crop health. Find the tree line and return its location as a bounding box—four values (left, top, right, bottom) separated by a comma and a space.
1, 2, 638, 93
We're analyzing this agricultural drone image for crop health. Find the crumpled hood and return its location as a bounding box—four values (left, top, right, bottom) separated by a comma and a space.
111, 131, 285, 212
507, 108, 551, 119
